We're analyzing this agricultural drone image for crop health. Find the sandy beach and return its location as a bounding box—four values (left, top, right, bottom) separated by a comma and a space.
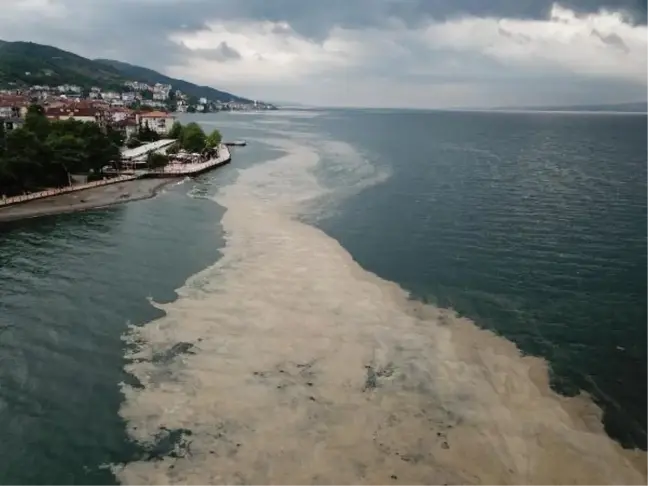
0, 178, 177, 223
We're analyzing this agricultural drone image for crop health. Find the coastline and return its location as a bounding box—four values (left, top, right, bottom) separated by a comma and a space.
0, 178, 178, 223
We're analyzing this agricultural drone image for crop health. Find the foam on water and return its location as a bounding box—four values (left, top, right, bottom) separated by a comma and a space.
114, 136, 646, 484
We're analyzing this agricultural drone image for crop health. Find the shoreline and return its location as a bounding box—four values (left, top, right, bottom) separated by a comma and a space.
0, 178, 179, 223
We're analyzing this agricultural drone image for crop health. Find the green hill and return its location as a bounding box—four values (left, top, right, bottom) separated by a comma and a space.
94, 59, 250, 103
0, 41, 124, 89
0, 40, 253, 103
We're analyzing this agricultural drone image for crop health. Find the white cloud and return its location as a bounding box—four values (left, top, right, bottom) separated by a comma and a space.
167, 21, 357, 83
423, 4, 647, 83
166, 3, 646, 107
0, 0, 644, 107
1, 0, 65, 20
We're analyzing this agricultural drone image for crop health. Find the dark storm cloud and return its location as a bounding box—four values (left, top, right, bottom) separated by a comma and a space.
199, 42, 243, 62
592, 30, 631, 51
3, 0, 644, 67
0, 0, 644, 107
48, 0, 648, 49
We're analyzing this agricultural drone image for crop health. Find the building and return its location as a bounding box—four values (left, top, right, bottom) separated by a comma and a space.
114, 116, 139, 140
57, 84, 82, 93
137, 110, 175, 135
111, 108, 132, 122
0, 117, 24, 132
140, 100, 166, 109
121, 92, 136, 103
0, 95, 29, 118
124, 81, 152, 92
45, 106, 101, 123
101, 91, 120, 101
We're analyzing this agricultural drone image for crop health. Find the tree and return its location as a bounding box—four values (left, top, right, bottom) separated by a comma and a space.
3, 128, 49, 190
0, 102, 129, 196
24, 105, 50, 141
180, 122, 206, 153
147, 152, 169, 169
205, 129, 222, 148
46, 133, 86, 176
168, 121, 183, 139
126, 137, 141, 149
137, 123, 160, 143
27, 104, 45, 116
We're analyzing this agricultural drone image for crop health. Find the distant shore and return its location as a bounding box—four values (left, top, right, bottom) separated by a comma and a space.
0, 178, 178, 223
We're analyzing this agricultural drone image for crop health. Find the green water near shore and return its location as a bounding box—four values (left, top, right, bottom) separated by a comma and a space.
0, 110, 645, 484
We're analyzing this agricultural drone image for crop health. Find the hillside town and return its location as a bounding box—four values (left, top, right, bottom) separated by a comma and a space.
0, 79, 274, 129
0, 79, 275, 140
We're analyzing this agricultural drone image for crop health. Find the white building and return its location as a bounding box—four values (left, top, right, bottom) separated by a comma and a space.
137, 111, 175, 135
121, 92, 136, 102
102, 91, 121, 101
57, 84, 82, 93
141, 100, 166, 109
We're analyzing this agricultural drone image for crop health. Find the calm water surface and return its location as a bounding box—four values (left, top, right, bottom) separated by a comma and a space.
0, 109, 645, 484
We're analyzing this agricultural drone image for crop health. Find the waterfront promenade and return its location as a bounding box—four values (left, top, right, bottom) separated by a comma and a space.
0, 175, 138, 209
0, 145, 231, 214
151, 144, 231, 176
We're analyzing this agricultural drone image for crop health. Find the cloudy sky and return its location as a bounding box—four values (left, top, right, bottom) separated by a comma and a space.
1, 0, 646, 108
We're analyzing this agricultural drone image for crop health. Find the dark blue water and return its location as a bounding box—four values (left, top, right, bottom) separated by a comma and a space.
310, 110, 648, 450
0, 109, 645, 484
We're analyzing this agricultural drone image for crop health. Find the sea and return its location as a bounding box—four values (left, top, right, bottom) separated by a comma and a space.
0, 109, 646, 484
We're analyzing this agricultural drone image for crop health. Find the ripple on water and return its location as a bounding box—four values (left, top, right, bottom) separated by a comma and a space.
114, 136, 646, 484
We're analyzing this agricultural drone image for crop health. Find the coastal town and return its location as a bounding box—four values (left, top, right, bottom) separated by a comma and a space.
0, 78, 256, 221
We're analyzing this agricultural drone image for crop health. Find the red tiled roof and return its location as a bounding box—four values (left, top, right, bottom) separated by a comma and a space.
139, 110, 172, 118
45, 106, 100, 118
0, 95, 29, 107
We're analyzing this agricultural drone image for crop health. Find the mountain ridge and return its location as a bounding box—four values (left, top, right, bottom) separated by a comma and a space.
94, 58, 250, 103
0, 40, 252, 104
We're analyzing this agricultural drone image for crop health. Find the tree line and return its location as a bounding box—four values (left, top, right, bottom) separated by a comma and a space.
0, 107, 224, 197
144, 122, 223, 169
0, 105, 123, 197
168, 121, 221, 153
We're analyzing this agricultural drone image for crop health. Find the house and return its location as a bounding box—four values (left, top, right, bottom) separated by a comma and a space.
140, 100, 166, 109
111, 109, 132, 122
0, 117, 25, 132
45, 106, 101, 123
57, 84, 82, 93
0, 96, 29, 118
114, 116, 139, 140
199, 97, 207, 105
121, 92, 136, 102
102, 91, 121, 101
137, 110, 175, 135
